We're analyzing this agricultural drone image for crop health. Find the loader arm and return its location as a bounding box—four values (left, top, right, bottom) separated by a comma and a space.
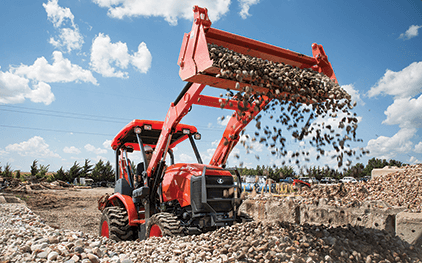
209, 97, 272, 167
146, 83, 206, 179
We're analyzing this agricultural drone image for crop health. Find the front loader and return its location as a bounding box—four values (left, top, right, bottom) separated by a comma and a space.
98, 6, 340, 241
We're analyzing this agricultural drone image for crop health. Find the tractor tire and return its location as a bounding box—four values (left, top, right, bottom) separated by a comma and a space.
146, 212, 183, 238
99, 206, 136, 241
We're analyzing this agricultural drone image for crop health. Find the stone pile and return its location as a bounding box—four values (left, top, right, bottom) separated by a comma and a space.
2, 203, 422, 262
208, 44, 350, 103
299, 164, 422, 213
207, 44, 365, 168
1, 176, 73, 192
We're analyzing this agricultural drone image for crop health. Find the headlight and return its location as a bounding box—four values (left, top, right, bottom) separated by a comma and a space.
194, 133, 201, 140
134, 127, 142, 134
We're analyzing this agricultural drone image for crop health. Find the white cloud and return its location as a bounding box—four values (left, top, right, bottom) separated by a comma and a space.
383, 95, 422, 128
239, 0, 260, 19
5, 136, 60, 158
342, 84, 364, 106
201, 143, 218, 164
414, 142, 422, 153
43, 0, 84, 52
408, 156, 419, 164
49, 27, 84, 53
43, 0, 74, 28
366, 61, 422, 161
93, 0, 230, 25
179, 153, 194, 163
0, 71, 55, 105
103, 139, 112, 149
0, 149, 7, 156
366, 128, 416, 159
399, 25, 422, 40
11, 51, 98, 85
85, 144, 108, 154
26, 82, 55, 105
239, 134, 264, 153
217, 115, 231, 126
90, 33, 152, 78
131, 42, 152, 74
63, 146, 81, 154
0, 71, 30, 104
367, 62, 422, 99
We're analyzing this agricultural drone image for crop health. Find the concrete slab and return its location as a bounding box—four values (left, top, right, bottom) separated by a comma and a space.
239, 198, 421, 246
371, 166, 404, 179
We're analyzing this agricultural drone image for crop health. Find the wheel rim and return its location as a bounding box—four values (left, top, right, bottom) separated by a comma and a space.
101, 221, 109, 238
149, 224, 162, 237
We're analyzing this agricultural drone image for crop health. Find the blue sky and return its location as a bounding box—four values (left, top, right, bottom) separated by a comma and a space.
1, 0, 421, 173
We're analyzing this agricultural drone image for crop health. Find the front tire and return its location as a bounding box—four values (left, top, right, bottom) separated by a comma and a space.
99, 206, 135, 241
146, 212, 183, 238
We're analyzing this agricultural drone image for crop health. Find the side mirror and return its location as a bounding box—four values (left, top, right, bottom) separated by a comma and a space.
194, 133, 201, 140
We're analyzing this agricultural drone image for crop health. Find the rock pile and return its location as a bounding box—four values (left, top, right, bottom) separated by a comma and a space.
208, 44, 350, 103
1, 203, 421, 262
299, 164, 422, 213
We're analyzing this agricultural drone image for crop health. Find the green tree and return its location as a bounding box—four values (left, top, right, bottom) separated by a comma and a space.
361, 158, 404, 177
68, 161, 82, 183
37, 164, 50, 179
388, 159, 404, 167
15, 170, 21, 180
278, 166, 296, 179
54, 166, 71, 182
343, 163, 365, 178
103, 161, 114, 181
81, 159, 93, 178
3, 163, 12, 178
91, 159, 104, 182
91, 160, 115, 182
30, 160, 39, 177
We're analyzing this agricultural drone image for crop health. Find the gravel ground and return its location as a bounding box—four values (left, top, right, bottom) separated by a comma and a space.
1, 203, 422, 263
1, 165, 422, 262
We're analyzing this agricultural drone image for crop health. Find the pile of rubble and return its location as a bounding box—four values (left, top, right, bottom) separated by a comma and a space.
1, 203, 421, 263
298, 164, 422, 213
208, 43, 351, 103
0, 176, 89, 192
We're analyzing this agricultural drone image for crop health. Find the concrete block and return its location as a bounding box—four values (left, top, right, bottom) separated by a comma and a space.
239, 198, 421, 246
299, 201, 401, 235
396, 212, 422, 247
371, 166, 404, 179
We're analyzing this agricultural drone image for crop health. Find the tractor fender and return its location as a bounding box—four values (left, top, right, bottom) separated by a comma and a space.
108, 193, 138, 226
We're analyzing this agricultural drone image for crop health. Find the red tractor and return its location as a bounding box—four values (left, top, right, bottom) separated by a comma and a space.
98, 6, 338, 241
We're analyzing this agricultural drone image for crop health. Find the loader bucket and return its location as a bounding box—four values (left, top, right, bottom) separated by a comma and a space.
178, 6, 339, 101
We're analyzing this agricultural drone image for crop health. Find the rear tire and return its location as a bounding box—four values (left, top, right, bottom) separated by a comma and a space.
146, 212, 183, 238
99, 206, 136, 241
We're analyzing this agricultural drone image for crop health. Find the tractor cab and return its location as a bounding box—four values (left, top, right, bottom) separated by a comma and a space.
110, 119, 201, 196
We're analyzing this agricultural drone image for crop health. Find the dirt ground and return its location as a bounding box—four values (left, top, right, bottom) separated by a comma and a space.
13, 187, 113, 236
